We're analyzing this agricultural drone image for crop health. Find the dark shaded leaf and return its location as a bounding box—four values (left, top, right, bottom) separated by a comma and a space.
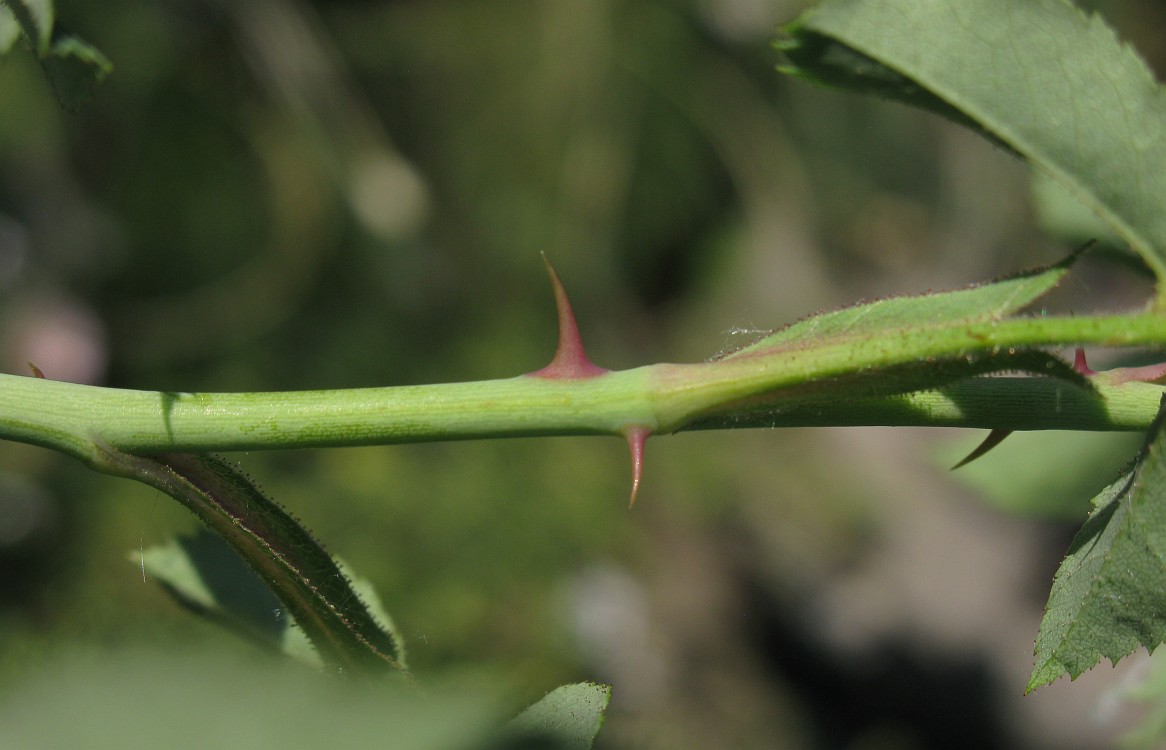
98, 448, 407, 677
1029, 397, 1166, 692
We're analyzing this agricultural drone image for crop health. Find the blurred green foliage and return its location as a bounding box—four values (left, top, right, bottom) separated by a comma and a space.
3, 0, 1166, 747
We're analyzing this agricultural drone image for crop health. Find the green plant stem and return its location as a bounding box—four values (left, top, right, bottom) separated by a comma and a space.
3, 312, 1165, 467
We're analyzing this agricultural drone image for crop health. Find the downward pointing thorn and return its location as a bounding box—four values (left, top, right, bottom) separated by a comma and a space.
625, 426, 650, 509
951, 428, 1012, 470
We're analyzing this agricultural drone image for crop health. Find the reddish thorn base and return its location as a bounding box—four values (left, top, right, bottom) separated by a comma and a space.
1073, 348, 1096, 376
1075, 347, 1166, 384
528, 256, 609, 380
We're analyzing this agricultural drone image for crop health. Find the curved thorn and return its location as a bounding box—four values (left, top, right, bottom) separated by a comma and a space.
951, 429, 1012, 470
625, 426, 650, 508
529, 255, 608, 380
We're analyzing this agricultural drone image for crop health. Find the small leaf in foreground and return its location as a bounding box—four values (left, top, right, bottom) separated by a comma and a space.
507, 682, 611, 750
138, 532, 321, 668
98, 448, 406, 676
0, 649, 504, 750
1029, 396, 1166, 692
139, 532, 407, 671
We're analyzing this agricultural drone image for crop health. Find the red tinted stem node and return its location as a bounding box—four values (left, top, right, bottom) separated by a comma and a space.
1075, 347, 1166, 384
527, 258, 652, 506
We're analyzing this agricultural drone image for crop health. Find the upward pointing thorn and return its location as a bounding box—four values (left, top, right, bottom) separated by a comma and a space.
1073, 347, 1095, 376
625, 426, 650, 509
529, 255, 609, 380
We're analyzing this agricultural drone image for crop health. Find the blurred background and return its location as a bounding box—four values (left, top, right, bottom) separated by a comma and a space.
1, 0, 1165, 747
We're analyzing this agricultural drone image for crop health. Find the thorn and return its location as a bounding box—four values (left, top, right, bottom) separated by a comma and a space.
1073, 348, 1095, 376
625, 426, 650, 508
27, 362, 45, 379
951, 429, 1012, 470
529, 255, 609, 380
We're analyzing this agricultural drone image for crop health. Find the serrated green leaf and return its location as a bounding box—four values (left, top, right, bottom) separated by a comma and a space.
140, 533, 406, 672
725, 252, 1075, 358
333, 556, 408, 671
507, 683, 611, 750
778, 0, 1166, 291
1028, 397, 1166, 692
103, 450, 406, 676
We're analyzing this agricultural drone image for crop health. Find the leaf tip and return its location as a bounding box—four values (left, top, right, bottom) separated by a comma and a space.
1025, 658, 1080, 695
